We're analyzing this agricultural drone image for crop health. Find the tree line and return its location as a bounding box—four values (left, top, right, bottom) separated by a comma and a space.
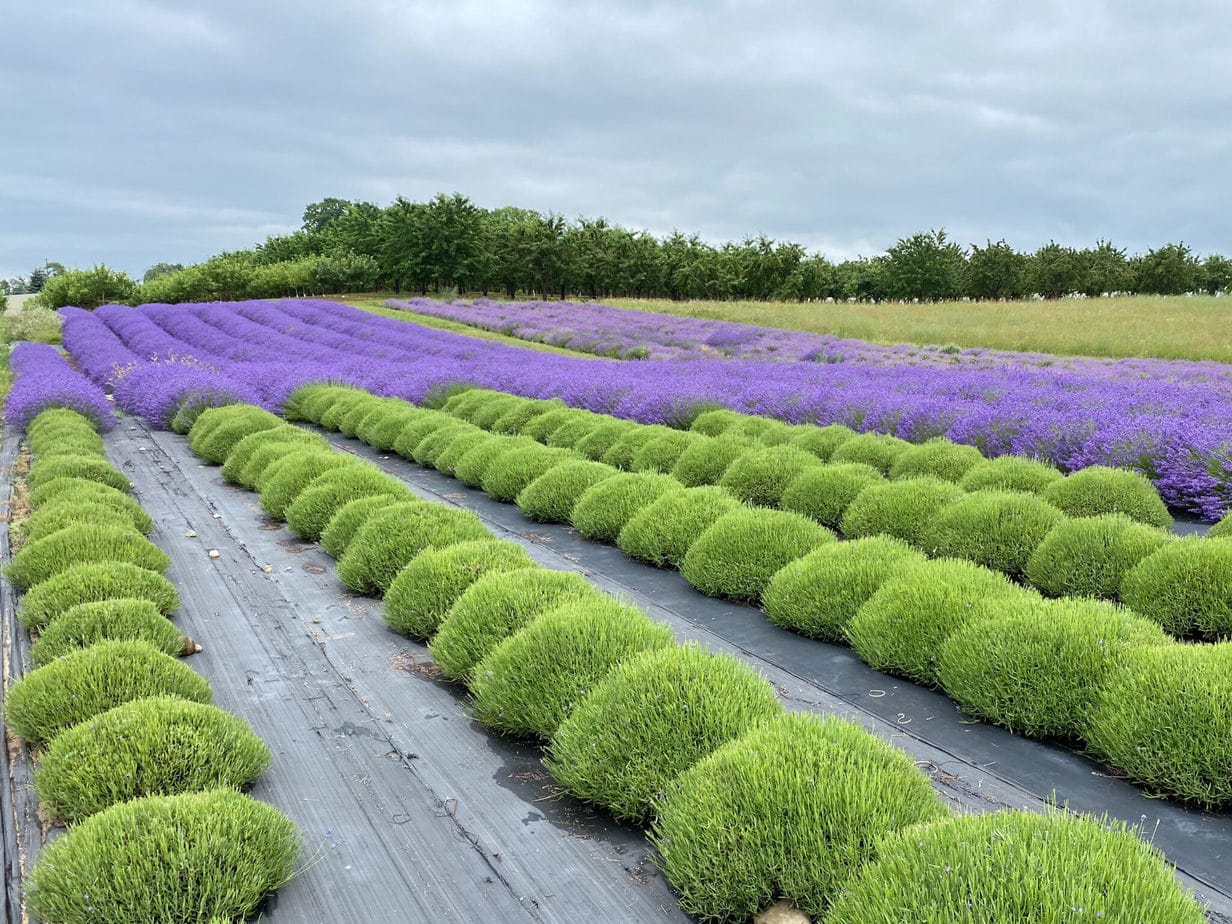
25, 192, 1232, 309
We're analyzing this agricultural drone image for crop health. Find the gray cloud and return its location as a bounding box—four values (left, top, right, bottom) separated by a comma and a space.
2, 0, 1229, 279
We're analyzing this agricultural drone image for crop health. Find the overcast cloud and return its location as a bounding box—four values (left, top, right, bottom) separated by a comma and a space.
2, 0, 1229, 278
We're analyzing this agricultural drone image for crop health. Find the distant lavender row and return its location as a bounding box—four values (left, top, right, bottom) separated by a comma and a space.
4, 342, 113, 430
59, 299, 1232, 519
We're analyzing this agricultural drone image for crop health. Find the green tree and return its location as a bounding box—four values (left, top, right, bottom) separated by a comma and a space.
1029, 242, 1081, 299
142, 262, 184, 283
301, 197, 355, 235
884, 230, 966, 300
1199, 254, 1232, 295
36, 264, 137, 309
1075, 241, 1132, 297
1133, 242, 1201, 295
966, 240, 1029, 299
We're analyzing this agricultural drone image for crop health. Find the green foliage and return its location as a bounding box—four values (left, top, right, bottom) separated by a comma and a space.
283, 464, 406, 539
922, 490, 1065, 580
470, 597, 674, 738
30, 598, 185, 667
491, 398, 563, 435
258, 451, 353, 519
4, 640, 211, 744
670, 434, 752, 487
763, 536, 924, 641
360, 404, 424, 449
1121, 538, 1232, 637
26, 789, 299, 924
35, 697, 269, 822
391, 412, 457, 459
629, 430, 704, 473
480, 444, 575, 502
283, 383, 355, 422
192, 409, 282, 465
652, 712, 950, 921
382, 540, 534, 638
959, 454, 1064, 494
824, 811, 1206, 924
20, 498, 146, 542
337, 395, 388, 437
412, 421, 483, 467
545, 415, 610, 450
717, 445, 820, 506
28, 454, 129, 493
681, 508, 834, 601
546, 644, 783, 822
1026, 514, 1168, 600
453, 436, 534, 487
601, 424, 676, 470
1086, 642, 1232, 806
515, 460, 619, 523
937, 597, 1169, 739
28, 479, 150, 534
1042, 466, 1172, 529
318, 391, 373, 431
845, 558, 1032, 684
617, 485, 742, 568
570, 472, 683, 543
888, 438, 985, 482
20, 562, 179, 630
840, 476, 965, 545
8, 523, 169, 592
779, 462, 885, 530
573, 420, 638, 461
319, 493, 400, 559
884, 229, 967, 301
336, 501, 489, 594
33, 263, 137, 309
1211, 512, 1232, 538
467, 394, 525, 430
520, 407, 589, 442
429, 568, 600, 681
786, 423, 856, 461
829, 432, 913, 474
688, 408, 743, 436
219, 427, 325, 484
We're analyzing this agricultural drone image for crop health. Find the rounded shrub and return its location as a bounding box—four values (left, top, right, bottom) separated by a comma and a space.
571, 472, 683, 543
337, 395, 388, 437
350, 399, 403, 443
515, 460, 619, 523
361, 405, 424, 450
8, 523, 170, 592
391, 412, 458, 460
430, 568, 600, 681
257, 451, 353, 519
26, 789, 299, 924
651, 712, 950, 921
762, 536, 924, 641
35, 697, 269, 822
470, 597, 674, 738
28, 479, 148, 529
440, 386, 496, 419
221, 426, 325, 484
29, 425, 104, 456
320, 493, 401, 559
601, 424, 675, 470
729, 415, 790, 443
318, 391, 372, 431
689, 408, 743, 436
480, 444, 575, 502
670, 435, 751, 487
829, 432, 912, 474
193, 410, 282, 464
542, 413, 603, 448
521, 407, 586, 442
29, 407, 97, 438
959, 453, 1064, 494
185, 404, 243, 447
629, 430, 703, 474
888, 437, 985, 482
283, 464, 407, 540
786, 422, 856, 460
491, 399, 562, 435
779, 462, 886, 530
1212, 512, 1232, 538
29, 455, 130, 493
921, 490, 1065, 580
433, 430, 502, 475
382, 540, 535, 638
573, 420, 639, 461
20, 562, 180, 630
30, 598, 186, 667
4, 640, 211, 744
337, 501, 489, 595
840, 476, 965, 545
233, 438, 320, 489
411, 420, 481, 466
1086, 642, 1232, 806
1026, 514, 1168, 600
547, 643, 783, 823
1120, 537, 1232, 637
845, 558, 1033, 685
617, 485, 742, 568
1043, 465, 1172, 529
283, 383, 347, 421
681, 508, 834, 602
717, 445, 821, 507
20, 499, 141, 542
824, 811, 1206, 924
453, 436, 535, 487
470, 394, 528, 430
937, 597, 1169, 739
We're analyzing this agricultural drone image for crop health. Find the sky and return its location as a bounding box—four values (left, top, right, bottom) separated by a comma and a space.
2, 0, 1230, 280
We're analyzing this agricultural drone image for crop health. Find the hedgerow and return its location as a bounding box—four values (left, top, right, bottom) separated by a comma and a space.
762, 536, 924, 641
220, 426, 327, 485
382, 540, 535, 638
601, 424, 676, 470
4, 640, 211, 744
20, 562, 180, 630
573, 420, 639, 461
470, 597, 674, 738
824, 811, 1206, 924
337, 501, 489, 594
320, 493, 402, 559
26, 790, 299, 924
1085, 642, 1232, 806
617, 485, 742, 568
35, 697, 270, 822
29, 598, 186, 667
840, 476, 965, 545
681, 508, 834, 601
1025, 514, 1168, 600
453, 436, 536, 487
515, 460, 620, 522
28, 454, 130, 493
430, 567, 601, 681
480, 444, 575, 502
786, 423, 856, 460
845, 558, 1032, 685
432, 429, 501, 475
629, 430, 704, 473
1119, 538, 1232, 637
779, 463, 885, 530
937, 598, 1169, 739
888, 438, 985, 482
958, 454, 1064, 494
1042, 465, 1172, 529
571, 472, 683, 543
546, 643, 783, 823
651, 712, 950, 921
7, 523, 170, 592
283, 464, 407, 539
829, 432, 912, 474
718, 445, 821, 507
921, 490, 1066, 580
257, 451, 354, 519
20, 499, 144, 542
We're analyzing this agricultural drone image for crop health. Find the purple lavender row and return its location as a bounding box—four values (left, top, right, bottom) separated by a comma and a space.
62, 299, 1232, 519
4, 341, 114, 431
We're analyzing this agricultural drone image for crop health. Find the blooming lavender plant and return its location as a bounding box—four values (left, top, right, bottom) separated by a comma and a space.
4, 341, 114, 431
